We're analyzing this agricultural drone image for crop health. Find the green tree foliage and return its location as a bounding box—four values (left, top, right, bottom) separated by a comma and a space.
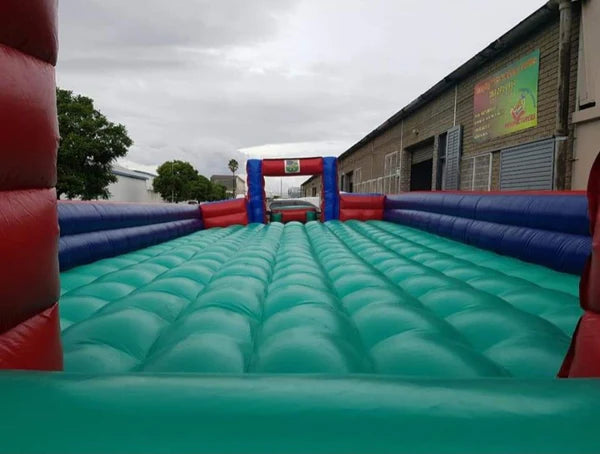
56, 88, 133, 199
153, 160, 226, 203
228, 159, 239, 197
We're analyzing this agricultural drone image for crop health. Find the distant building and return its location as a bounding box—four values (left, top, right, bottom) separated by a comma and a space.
287, 186, 302, 198
211, 175, 246, 197
108, 165, 163, 203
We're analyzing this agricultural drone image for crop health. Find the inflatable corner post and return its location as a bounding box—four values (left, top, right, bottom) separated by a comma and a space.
560, 151, 600, 377
247, 157, 340, 222
0, 0, 62, 370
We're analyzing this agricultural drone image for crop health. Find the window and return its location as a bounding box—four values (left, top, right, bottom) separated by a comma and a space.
354, 168, 362, 192
383, 151, 401, 194
445, 126, 462, 190
311, 187, 317, 197
462, 153, 492, 191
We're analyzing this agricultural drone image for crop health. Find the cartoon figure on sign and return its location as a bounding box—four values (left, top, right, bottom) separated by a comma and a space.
511, 88, 537, 124
285, 160, 301, 174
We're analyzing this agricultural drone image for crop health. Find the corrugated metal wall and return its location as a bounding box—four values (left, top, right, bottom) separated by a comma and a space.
500, 138, 555, 190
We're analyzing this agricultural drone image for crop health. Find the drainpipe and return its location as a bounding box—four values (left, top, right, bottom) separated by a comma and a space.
553, 0, 573, 190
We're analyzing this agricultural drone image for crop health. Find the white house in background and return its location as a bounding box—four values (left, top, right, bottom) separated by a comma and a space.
108, 165, 163, 203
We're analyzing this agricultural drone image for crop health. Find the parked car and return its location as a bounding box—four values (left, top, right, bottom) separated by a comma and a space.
268, 198, 320, 223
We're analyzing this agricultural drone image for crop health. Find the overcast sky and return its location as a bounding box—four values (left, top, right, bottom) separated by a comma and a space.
57, 0, 546, 193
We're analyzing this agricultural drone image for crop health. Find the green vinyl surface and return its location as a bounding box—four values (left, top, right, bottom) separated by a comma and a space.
59, 220, 581, 377
1, 374, 600, 454
7, 220, 594, 454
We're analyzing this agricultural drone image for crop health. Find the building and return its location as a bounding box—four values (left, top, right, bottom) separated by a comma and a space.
572, 0, 600, 189
304, 1, 594, 196
288, 186, 302, 198
211, 174, 246, 197
108, 165, 163, 203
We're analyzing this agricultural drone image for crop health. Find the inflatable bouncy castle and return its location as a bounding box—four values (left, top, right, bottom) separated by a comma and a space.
2, 2, 600, 453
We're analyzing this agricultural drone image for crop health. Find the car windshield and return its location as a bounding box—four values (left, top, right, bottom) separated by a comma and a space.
269, 199, 318, 211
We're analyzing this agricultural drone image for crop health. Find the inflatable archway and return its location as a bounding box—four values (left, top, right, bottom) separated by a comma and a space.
247, 157, 339, 223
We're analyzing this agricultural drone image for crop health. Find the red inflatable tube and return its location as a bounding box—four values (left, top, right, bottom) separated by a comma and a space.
0, 189, 60, 333
276, 208, 316, 223
0, 303, 62, 371
0, 0, 58, 65
339, 194, 385, 221
202, 199, 248, 229
0, 45, 58, 190
559, 152, 600, 377
262, 158, 323, 176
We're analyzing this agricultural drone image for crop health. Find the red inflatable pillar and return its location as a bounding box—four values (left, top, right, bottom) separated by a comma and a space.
559, 152, 600, 377
0, 0, 62, 370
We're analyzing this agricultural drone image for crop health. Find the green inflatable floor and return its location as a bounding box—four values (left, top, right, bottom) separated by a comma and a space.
3, 220, 598, 454
59, 220, 581, 377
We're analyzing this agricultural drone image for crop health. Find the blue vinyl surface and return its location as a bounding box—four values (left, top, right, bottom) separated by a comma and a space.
385, 193, 591, 275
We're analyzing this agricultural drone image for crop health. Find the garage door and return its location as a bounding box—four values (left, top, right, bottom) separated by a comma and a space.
500, 138, 555, 190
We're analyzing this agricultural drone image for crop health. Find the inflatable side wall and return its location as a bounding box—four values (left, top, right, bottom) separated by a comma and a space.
59, 202, 204, 271
0, 0, 62, 370
384, 192, 591, 275
560, 153, 600, 376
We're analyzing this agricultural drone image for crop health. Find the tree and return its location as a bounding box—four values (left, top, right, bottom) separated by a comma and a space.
208, 182, 227, 201
56, 88, 133, 199
228, 159, 239, 198
153, 160, 200, 203
153, 160, 228, 203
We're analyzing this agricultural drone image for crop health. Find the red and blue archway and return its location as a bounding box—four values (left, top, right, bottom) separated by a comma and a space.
247, 157, 340, 223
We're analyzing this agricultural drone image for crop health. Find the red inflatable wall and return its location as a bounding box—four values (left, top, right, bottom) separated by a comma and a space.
201, 199, 249, 229
262, 158, 323, 176
339, 194, 385, 221
0, 0, 62, 370
560, 152, 600, 377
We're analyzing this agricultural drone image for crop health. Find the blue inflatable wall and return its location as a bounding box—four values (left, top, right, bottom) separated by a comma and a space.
58, 202, 203, 271
322, 157, 340, 221
247, 159, 265, 224
385, 193, 591, 275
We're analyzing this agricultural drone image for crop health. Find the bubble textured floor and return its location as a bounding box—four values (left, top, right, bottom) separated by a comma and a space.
59, 220, 581, 377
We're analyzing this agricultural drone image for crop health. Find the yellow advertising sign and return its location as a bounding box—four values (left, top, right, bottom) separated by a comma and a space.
473, 50, 540, 142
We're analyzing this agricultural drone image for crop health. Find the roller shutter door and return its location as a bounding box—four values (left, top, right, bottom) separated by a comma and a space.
411, 143, 434, 164
500, 139, 555, 190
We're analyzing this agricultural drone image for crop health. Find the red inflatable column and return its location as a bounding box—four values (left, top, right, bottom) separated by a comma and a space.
0, 0, 62, 370
559, 152, 600, 377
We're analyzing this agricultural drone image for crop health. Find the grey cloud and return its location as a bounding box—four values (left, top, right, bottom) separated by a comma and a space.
57, 0, 546, 184
60, 0, 299, 50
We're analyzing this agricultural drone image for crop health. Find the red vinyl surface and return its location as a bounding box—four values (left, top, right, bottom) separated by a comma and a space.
0, 304, 62, 371
339, 194, 385, 221
0, 0, 62, 371
0, 189, 60, 334
0, 45, 58, 190
275, 208, 316, 223
262, 158, 323, 176
0, 0, 58, 64
202, 199, 248, 228
559, 152, 600, 377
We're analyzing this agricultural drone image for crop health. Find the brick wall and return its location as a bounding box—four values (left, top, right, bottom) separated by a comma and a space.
303, 5, 581, 195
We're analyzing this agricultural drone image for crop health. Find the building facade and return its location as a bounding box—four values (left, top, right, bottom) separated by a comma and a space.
211, 175, 246, 198
304, 1, 592, 197
572, 0, 600, 189
108, 166, 163, 203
